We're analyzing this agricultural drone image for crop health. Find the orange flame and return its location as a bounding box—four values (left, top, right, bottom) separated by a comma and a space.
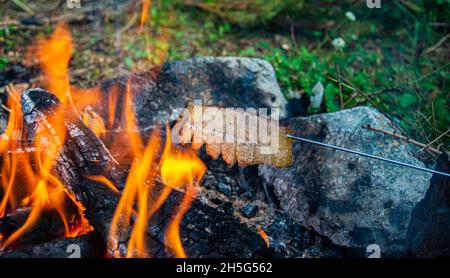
2, 21, 206, 258
0, 23, 95, 248
257, 226, 270, 248
81, 106, 106, 138
108, 81, 206, 257
161, 125, 206, 258
139, 0, 151, 30
0, 87, 90, 249
108, 130, 161, 258
108, 80, 161, 257
35, 22, 72, 104
107, 84, 119, 128
32, 22, 106, 135
0, 88, 23, 218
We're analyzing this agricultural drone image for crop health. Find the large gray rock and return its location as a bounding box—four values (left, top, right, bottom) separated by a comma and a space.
98, 57, 287, 131
407, 152, 450, 257
259, 106, 431, 256
157, 57, 287, 116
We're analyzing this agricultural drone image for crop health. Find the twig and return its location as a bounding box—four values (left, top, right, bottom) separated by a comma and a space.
336, 65, 344, 109
11, 0, 35, 16
362, 124, 442, 155
419, 129, 450, 153
290, 19, 298, 49
423, 33, 450, 56
118, 10, 138, 34
340, 76, 380, 110
343, 88, 401, 107
408, 62, 450, 85
327, 75, 380, 110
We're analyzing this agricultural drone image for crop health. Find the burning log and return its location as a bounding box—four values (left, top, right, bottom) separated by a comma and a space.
21, 88, 127, 189
19, 88, 268, 258
0, 197, 83, 250
21, 88, 123, 246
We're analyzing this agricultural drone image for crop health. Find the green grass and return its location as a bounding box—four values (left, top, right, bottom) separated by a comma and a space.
161, 1, 449, 151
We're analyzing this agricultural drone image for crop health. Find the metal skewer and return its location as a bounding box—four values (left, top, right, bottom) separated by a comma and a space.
2, 131, 448, 177
287, 134, 450, 178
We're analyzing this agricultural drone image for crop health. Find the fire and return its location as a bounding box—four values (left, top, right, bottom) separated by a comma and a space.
107, 84, 119, 128
2, 20, 206, 258
108, 129, 161, 258
34, 22, 72, 104
257, 226, 270, 248
0, 87, 23, 218
0, 86, 90, 249
107, 80, 159, 257
140, 0, 151, 30
108, 81, 206, 258
31, 22, 106, 135
0, 23, 96, 249
81, 106, 106, 138
161, 126, 206, 258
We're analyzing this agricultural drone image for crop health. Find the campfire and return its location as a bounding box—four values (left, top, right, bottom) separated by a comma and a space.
1, 3, 446, 261
0, 22, 252, 258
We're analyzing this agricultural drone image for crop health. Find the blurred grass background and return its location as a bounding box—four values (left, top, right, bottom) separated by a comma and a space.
0, 0, 449, 153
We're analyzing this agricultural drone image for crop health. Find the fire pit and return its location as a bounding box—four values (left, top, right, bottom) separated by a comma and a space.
0, 8, 447, 261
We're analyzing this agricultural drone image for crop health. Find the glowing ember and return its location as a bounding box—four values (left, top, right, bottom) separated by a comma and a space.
257, 226, 270, 248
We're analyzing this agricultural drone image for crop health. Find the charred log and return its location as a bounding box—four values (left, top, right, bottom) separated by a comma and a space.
146, 182, 269, 258
0, 197, 82, 250
21, 88, 127, 189
0, 234, 99, 258
21, 88, 123, 244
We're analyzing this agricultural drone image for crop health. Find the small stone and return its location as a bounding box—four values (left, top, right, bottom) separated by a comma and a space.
221, 202, 234, 216
240, 203, 258, 218
216, 182, 232, 197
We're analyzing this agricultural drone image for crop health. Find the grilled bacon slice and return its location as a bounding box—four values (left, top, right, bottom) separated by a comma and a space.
172, 102, 292, 168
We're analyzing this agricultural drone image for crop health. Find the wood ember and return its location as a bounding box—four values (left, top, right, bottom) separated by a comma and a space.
20, 88, 269, 258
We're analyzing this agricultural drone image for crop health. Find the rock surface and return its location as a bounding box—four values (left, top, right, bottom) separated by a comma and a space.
98, 57, 287, 131
259, 106, 431, 256
406, 152, 450, 257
